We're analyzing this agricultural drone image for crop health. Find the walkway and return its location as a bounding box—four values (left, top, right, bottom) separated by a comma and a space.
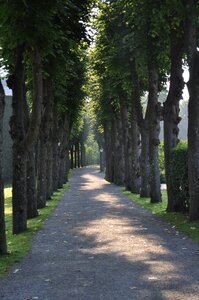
1, 168, 199, 300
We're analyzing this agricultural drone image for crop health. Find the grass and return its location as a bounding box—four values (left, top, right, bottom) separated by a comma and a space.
86, 164, 100, 169
0, 182, 70, 278
123, 189, 199, 244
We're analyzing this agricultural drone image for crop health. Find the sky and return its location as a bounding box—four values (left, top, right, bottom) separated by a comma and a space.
1, 79, 12, 96
182, 67, 189, 101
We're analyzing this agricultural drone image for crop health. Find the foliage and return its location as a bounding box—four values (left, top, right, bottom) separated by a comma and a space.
159, 141, 165, 183
82, 101, 100, 165
169, 141, 189, 213
0, 182, 69, 277
85, 135, 99, 165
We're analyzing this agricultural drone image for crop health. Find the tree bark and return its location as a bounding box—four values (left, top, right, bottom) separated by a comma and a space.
147, 63, 162, 203
24, 95, 37, 219
77, 142, 80, 168
74, 142, 77, 168
99, 149, 105, 172
27, 149, 38, 218
37, 138, 47, 208
46, 79, 54, 199
20, 46, 43, 152
52, 109, 59, 191
104, 122, 114, 182
113, 119, 124, 185
70, 145, 74, 169
140, 127, 151, 197
164, 29, 184, 212
46, 139, 53, 199
37, 79, 53, 208
8, 46, 43, 234
130, 112, 141, 194
119, 96, 131, 190
65, 150, 70, 182
182, 0, 199, 220
8, 46, 28, 234
130, 60, 150, 197
80, 142, 86, 167
0, 79, 7, 254
188, 52, 199, 220
58, 116, 70, 188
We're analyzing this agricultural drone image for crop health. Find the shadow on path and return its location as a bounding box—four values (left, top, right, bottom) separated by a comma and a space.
1, 168, 199, 300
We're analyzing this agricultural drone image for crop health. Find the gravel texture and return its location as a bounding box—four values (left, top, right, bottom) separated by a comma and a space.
1, 168, 199, 300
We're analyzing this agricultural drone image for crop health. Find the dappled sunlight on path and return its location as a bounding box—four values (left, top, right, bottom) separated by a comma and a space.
1, 168, 199, 300
72, 170, 199, 299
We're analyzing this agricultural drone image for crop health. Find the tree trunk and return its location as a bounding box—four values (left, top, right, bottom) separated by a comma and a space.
58, 117, 70, 188
99, 149, 105, 172
45, 78, 54, 199
0, 80, 7, 254
46, 139, 53, 199
12, 149, 27, 233
65, 151, 70, 182
188, 52, 199, 220
70, 145, 74, 169
58, 157, 66, 188
74, 143, 77, 168
37, 138, 47, 208
147, 63, 162, 203
140, 127, 151, 197
116, 119, 125, 184
24, 94, 37, 219
8, 46, 43, 234
130, 60, 150, 197
164, 30, 184, 212
20, 46, 43, 152
104, 123, 114, 182
113, 119, 124, 185
182, 0, 199, 220
8, 46, 27, 234
37, 78, 53, 208
119, 98, 131, 190
130, 113, 141, 194
80, 142, 86, 167
27, 149, 38, 218
52, 110, 59, 191
77, 143, 80, 168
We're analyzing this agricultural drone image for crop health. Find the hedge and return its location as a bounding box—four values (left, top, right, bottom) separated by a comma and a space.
169, 141, 189, 213
159, 141, 165, 183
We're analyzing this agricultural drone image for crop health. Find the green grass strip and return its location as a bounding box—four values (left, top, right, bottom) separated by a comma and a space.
0, 182, 70, 277
123, 189, 199, 244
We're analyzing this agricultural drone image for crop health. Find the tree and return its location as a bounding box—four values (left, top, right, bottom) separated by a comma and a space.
0, 79, 7, 254
163, 1, 185, 212
0, 0, 93, 234
183, 0, 199, 220
125, 0, 170, 202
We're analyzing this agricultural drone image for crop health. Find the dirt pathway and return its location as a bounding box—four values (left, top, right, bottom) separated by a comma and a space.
1, 168, 199, 300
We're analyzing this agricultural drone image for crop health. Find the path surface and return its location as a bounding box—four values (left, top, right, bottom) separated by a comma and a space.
1, 168, 199, 300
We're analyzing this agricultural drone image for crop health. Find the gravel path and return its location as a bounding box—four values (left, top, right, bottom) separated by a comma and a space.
1, 168, 199, 300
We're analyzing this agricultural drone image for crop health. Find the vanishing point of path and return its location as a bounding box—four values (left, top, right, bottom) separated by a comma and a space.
1, 168, 199, 300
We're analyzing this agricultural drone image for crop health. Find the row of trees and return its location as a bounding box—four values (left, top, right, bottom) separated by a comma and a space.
90, 1, 199, 219
0, 0, 93, 255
